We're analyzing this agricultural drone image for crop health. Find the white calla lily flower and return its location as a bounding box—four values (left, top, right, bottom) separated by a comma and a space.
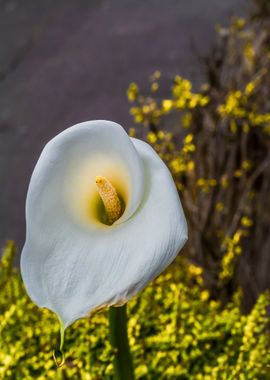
21, 120, 187, 328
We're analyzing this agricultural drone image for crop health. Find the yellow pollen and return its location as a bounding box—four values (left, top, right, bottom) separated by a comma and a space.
95, 176, 122, 224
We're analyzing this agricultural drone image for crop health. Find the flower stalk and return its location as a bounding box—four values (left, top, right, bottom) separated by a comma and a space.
109, 304, 134, 380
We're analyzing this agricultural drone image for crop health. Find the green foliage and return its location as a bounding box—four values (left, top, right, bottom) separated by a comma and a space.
1, 243, 270, 379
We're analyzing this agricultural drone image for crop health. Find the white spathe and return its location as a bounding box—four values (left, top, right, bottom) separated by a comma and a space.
21, 120, 188, 328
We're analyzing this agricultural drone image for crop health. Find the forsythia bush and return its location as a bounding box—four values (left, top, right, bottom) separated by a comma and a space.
127, 15, 270, 303
1, 242, 270, 380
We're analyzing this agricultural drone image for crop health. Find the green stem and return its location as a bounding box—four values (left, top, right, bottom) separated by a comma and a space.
108, 304, 135, 380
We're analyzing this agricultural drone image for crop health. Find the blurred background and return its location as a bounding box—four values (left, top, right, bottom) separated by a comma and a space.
0, 0, 246, 249
1, 1, 270, 379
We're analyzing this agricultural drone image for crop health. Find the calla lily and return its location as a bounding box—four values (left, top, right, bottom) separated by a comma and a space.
21, 120, 187, 328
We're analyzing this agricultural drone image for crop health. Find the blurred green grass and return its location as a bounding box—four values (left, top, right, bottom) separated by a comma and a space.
1, 242, 269, 379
